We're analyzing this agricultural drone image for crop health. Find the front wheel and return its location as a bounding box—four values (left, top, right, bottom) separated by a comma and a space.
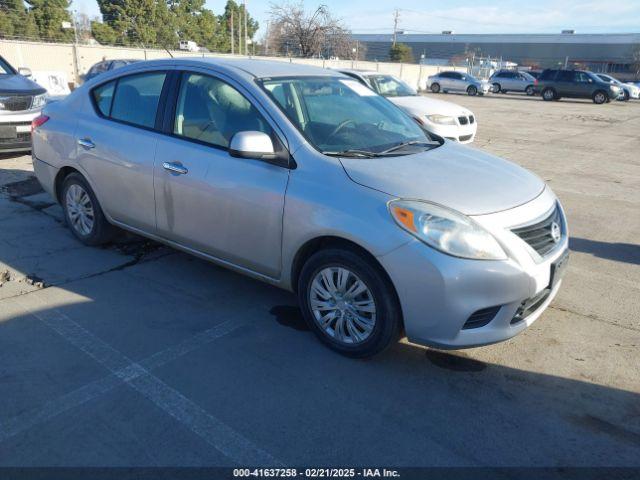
492, 83, 501, 93
622, 90, 630, 101
62, 173, 115, 246
430, 82, 440, 93
593, 90, 607, 104
525, 85, 535, 96
467, 85, 478, 96
298, 249, 401, 358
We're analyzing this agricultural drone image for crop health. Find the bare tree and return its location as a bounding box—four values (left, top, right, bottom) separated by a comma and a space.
632, 44, 640, 78
268, 1, 355, 58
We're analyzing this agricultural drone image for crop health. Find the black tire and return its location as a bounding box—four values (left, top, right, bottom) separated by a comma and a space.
430, 82, 440, 93
542, 88, 556, 101
61, 172, 115, 246
467, 85, 478, 96
592, 90, 607, 104
525, 85, 535, 96
622, 90, 630, 101
297, 248, 402, 358
492, 83, 501, 93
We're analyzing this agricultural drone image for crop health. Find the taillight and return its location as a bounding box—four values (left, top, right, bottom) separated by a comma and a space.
534, 79, 538, 86
31, 115, 49, 132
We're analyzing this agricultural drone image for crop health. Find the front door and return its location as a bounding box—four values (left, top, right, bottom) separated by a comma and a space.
153, 71, 290, 278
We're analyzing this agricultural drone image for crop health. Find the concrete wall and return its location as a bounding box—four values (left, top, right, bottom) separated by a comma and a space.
0, 39, 467, 90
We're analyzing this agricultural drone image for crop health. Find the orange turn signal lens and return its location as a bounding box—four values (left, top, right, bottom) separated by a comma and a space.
391, 205, 417, 233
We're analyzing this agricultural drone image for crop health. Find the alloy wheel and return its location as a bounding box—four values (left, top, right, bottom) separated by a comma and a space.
309, 267, 377, 345
65, 184, 95, 236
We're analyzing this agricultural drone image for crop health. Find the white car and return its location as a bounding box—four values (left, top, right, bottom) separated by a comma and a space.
596, 74, 640, 101
339, 70, 478, 144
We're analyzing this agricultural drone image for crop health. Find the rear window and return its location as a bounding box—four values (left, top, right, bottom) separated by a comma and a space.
92, 72, 167, 129
539, 70, 557, 81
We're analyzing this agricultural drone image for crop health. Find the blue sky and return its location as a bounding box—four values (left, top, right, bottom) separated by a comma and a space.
71, 0, 640, 36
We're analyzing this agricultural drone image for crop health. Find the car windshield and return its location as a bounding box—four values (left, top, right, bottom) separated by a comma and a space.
260, 76, 437, 157
367, 75, 418, 97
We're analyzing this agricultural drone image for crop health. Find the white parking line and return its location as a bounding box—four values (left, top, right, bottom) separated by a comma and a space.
8, 294, 281, 466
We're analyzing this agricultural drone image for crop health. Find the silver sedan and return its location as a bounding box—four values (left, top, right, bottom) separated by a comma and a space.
32, 58, 568, 357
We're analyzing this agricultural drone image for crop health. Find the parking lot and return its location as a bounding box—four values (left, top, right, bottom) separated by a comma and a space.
0, 93, 639, 468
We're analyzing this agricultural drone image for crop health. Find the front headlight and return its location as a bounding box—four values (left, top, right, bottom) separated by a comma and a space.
389, 200, 507, 260
31, 94, 47, 109
426, 114, 457, 125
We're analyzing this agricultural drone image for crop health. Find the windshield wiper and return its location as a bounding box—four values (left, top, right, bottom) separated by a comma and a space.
380, 140, 434, 154
323, 149, 381, 158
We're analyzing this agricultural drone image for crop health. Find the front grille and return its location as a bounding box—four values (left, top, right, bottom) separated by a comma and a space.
511, 288, 551, 325
463, 306, 501, 329
512, 205, 563, 257
458, 116, 469, 125
0, 95, 34, 112
459, 134, 473, 142
469, 115, 475, 124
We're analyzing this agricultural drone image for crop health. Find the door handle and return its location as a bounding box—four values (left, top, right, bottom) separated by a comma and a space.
162, 162, 188, 175
78, 138, 95, 149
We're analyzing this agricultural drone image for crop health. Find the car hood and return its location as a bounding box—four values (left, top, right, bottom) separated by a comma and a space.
339, 141, 545, 216
388, 95, 471, 117
0, 74, 47, 95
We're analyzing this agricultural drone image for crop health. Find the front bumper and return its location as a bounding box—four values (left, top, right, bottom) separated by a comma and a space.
0, 110, 41, 153
377, 187, 568, 348
425, 117, 477, 144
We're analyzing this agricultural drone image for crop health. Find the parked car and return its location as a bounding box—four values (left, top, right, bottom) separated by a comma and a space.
536, 69, 621, 104
338, 69, 477, 143
489, 70, 537, 95
83, 59, 140, 83
426, 71, 491, 96
32, 58, 569, 357
0, 55, 47, 154
595, 74, 640, 101
526, 70, 542, 80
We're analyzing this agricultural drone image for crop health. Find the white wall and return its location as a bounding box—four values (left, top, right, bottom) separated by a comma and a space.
0, 39, 467, 90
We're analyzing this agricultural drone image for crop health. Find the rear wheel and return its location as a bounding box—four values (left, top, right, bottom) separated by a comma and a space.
298, 248, 401, 358
430, 82, 440, 93
492, 83, 501, 93
467, 85, 478, 96
622, 90, 630, 101
525, 85, 535, 96
593, 90, 607, 104
542, 88, 556, 101
62, 173, 115, 246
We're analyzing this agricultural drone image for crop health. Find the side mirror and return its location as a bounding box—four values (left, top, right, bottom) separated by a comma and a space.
229, 131, 290, 168
18, 67, 32, 77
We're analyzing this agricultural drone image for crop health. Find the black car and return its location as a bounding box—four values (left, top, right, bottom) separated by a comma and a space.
536, 69, 621, 104
0, 55, 48, 153
83, 59, 140, 83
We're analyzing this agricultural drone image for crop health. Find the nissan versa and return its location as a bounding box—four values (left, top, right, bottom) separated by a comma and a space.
32, 59, 569, 357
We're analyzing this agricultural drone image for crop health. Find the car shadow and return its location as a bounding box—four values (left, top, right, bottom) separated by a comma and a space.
570, 237, 640, 265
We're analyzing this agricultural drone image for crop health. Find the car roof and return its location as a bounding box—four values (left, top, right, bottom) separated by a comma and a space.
119, 57, 341, 79
338, 68, 380, 76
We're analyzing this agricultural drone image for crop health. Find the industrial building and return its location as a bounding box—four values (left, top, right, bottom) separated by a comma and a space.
352, 33, 640, 77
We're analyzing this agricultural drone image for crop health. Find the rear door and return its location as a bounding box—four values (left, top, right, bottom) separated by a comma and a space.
77, 69, 171, 231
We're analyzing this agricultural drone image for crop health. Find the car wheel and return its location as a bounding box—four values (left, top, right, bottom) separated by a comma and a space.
430, 82, 440, 93
492, 83, 501, 93
467, 85, 478, 96
298, 248, 401, 358
62, 173, 115, 246
623, 90, 630, 101
592, 90, 607, 104
542, 88, 556, 101
525, 85, 535, 96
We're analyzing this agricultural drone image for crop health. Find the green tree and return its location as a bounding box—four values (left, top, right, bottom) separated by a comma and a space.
218, 0, 258, 54
169, 0, 219, 51
26, 0, 74, 42
94, 0, 164, 47
1, 0, 39, 39
389, 42, 413, 63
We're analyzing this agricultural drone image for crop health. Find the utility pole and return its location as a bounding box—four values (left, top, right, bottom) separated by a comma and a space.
230, 10, 235, 54
392, 8, 400, 47
265, 21, 270, 55
243, 0, 248, 57
238, 7, 243, 55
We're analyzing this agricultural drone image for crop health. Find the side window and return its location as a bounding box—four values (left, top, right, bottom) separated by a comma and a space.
539, 70, 556, 81
110, 72, 167, 129
557, 71, 574, 82
439, 72, 450, 78
575, 72, 591, 83
92, 80, 115, 116
174, 73, 271, 149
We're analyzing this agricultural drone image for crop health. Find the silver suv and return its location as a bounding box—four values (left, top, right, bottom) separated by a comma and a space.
0, 55, 47, 153
489, 70, 537, 95
32, 58, 568, 357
